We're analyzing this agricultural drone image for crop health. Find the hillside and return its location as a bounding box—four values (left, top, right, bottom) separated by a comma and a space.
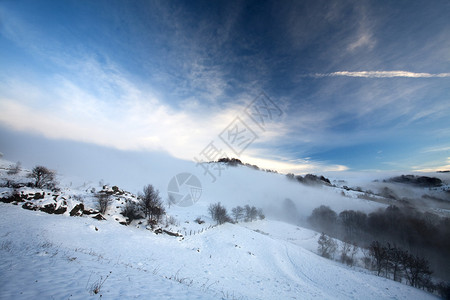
0, 158, 444, 299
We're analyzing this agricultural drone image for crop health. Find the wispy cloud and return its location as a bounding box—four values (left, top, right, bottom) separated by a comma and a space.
313, 71, 450, 78
421, 146, 450, 153
412, 157, 450, 172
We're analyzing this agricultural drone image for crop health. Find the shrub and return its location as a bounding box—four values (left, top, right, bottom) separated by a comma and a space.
194, 217, 205, 224
164, 215, 178, 227
317, 232, 337, 259
121, 201, 142, 224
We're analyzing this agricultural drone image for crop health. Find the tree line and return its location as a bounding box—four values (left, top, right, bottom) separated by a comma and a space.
308, 205, 450, 297
208, 202, 265, 225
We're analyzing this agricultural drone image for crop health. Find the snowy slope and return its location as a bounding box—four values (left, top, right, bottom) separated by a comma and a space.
0, 158, 441, 299
0, 203, 437, 300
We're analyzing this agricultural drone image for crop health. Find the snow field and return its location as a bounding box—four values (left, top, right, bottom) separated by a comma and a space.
0, 203, 437, 299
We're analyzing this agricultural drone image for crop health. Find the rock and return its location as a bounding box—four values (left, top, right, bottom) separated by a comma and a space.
83, 209, 100, 215
154, 228, 163, 234
1, 192, 24, 203
33, 192, 45, 200
163, 229, 182, 237
119, 221, 127, 226
92, 214, 106, 221
22, 202, 38, 211
39, 203, 67, 214
69, 203, 84, 216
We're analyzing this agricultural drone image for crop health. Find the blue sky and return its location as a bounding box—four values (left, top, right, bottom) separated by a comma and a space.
0, 0, 449, 174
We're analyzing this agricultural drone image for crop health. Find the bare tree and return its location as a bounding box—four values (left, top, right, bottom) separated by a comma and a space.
95, 192, 112, 214
340, 241, 358, 266
369, 241, 388, 276
257, 208, 265, 220
244, 205, 258, 222
231, 206, 244, 223
208, 202, 230, 225
308, 205, 337, 234
139, 184, 165, 223
401, 251, 432, 288
28, 165, 56, 189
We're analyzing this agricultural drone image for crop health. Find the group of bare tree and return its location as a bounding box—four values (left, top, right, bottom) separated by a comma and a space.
317, 233, 358, 266
208, 203, 265, 225
92, 184, 165, 226
231, 205, 264, 223
309, 205, 450, 297
369, 241, 433, 290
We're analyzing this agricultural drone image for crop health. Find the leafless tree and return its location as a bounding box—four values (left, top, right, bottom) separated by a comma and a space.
28, 165, 56, 188
139, 184, 165, 223
208, 202, 230, 225
95, 192, 112, 214
231, 206, 244, 223
244, 205, 258, 222
317, 232, 337, 259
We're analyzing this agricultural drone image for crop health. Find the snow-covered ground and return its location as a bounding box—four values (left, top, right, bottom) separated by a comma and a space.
0, 158, 443, 299
0, 203, 437, 300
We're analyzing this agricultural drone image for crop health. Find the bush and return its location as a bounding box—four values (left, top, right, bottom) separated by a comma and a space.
164, 215, 178, 227
95, 193, 112, 214
194, 217, 205, 224
208, 202, 230, 225
121, 201, 142, 224
317, 232, 337, 259
28, 165, 56, 189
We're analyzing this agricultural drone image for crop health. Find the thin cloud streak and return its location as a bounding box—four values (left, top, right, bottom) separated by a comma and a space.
314, 71, 450, 78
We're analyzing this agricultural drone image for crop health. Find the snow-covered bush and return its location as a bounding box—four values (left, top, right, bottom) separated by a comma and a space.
121, 201, 142, 224
317, 232, 337, 259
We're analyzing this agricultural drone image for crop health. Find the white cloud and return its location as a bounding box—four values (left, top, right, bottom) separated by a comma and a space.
240, 153, 348, 174
314, 71, 450, 78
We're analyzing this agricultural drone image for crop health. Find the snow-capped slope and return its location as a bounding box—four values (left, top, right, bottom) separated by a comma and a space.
0, 203, 436, 300
0, 158, 442, 299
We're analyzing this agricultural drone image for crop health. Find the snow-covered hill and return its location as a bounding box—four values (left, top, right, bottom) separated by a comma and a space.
0, 158, 442, 299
